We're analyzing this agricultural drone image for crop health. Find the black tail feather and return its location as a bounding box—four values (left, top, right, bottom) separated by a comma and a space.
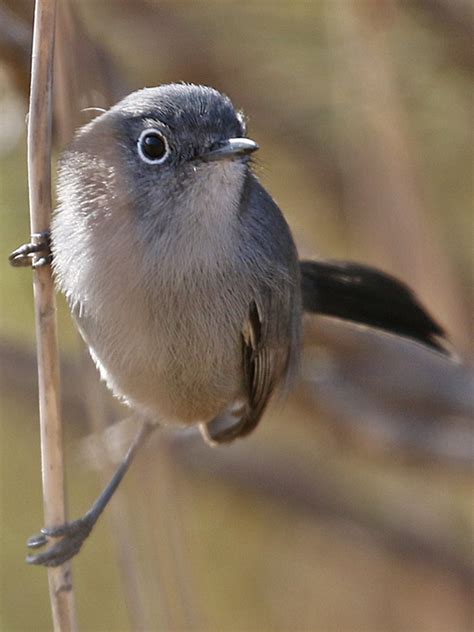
300, 260, 448, 354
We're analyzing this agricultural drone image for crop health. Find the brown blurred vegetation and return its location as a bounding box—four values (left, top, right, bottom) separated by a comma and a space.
0, 1, 473, 631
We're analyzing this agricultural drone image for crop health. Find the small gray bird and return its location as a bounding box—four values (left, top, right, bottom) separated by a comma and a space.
10, 83, 447, 566
52, 83, 302, 445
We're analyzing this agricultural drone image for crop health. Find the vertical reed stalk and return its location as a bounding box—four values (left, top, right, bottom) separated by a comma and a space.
28, 0, 77, 628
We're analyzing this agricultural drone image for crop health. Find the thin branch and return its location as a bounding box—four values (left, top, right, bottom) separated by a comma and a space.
28, 0, 77, 629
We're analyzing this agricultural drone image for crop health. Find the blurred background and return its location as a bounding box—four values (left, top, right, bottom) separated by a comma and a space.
0, 1, 473, 630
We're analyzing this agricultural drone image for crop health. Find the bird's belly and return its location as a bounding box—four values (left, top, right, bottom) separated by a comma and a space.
76, 303, 243, 426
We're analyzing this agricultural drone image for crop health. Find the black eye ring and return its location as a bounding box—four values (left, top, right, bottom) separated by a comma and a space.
137, 129, 170, 164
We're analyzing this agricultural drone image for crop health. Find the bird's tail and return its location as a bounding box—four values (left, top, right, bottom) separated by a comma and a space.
300, 260, 449, 354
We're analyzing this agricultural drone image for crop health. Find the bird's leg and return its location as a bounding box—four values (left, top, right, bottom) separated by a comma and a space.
9, 230, 52, 268
27, 421, 155, 567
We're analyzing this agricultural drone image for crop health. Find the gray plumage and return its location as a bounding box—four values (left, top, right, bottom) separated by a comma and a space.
52, 84, 302, 443
19, 83, 453, 568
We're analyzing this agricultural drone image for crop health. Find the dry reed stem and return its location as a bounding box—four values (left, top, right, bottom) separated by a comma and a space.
28, 0, 77, 629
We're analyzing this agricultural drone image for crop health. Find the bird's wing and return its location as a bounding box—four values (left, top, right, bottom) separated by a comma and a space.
241, 299, 278, 429
200, 299, 281, 445
300, 260, 450, 355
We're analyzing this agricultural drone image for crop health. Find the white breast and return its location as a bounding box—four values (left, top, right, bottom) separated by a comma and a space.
53, 158, 249, 425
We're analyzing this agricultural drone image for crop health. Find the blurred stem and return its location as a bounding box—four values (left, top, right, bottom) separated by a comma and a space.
28, 0, 77, 629
80, 351, 149, 630
324, 0, 470, 350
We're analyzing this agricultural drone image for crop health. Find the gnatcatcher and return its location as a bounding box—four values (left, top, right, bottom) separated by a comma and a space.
10, 84, 448, 566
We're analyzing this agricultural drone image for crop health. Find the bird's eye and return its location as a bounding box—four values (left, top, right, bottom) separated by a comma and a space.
137, 129, 169, 164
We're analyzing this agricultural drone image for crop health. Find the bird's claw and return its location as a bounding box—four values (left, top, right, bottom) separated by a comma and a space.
9, 230, 52, 268
26, 515, 94, 567
27, 532, 49, 548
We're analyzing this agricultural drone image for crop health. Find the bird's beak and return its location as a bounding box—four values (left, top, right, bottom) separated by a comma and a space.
200, 138, 259, 162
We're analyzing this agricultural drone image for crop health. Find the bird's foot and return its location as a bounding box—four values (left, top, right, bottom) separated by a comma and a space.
26, 514, 94, 567
9, 230, 52, 268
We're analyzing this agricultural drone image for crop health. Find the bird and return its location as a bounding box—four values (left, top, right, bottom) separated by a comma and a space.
9, 83, 448, 567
